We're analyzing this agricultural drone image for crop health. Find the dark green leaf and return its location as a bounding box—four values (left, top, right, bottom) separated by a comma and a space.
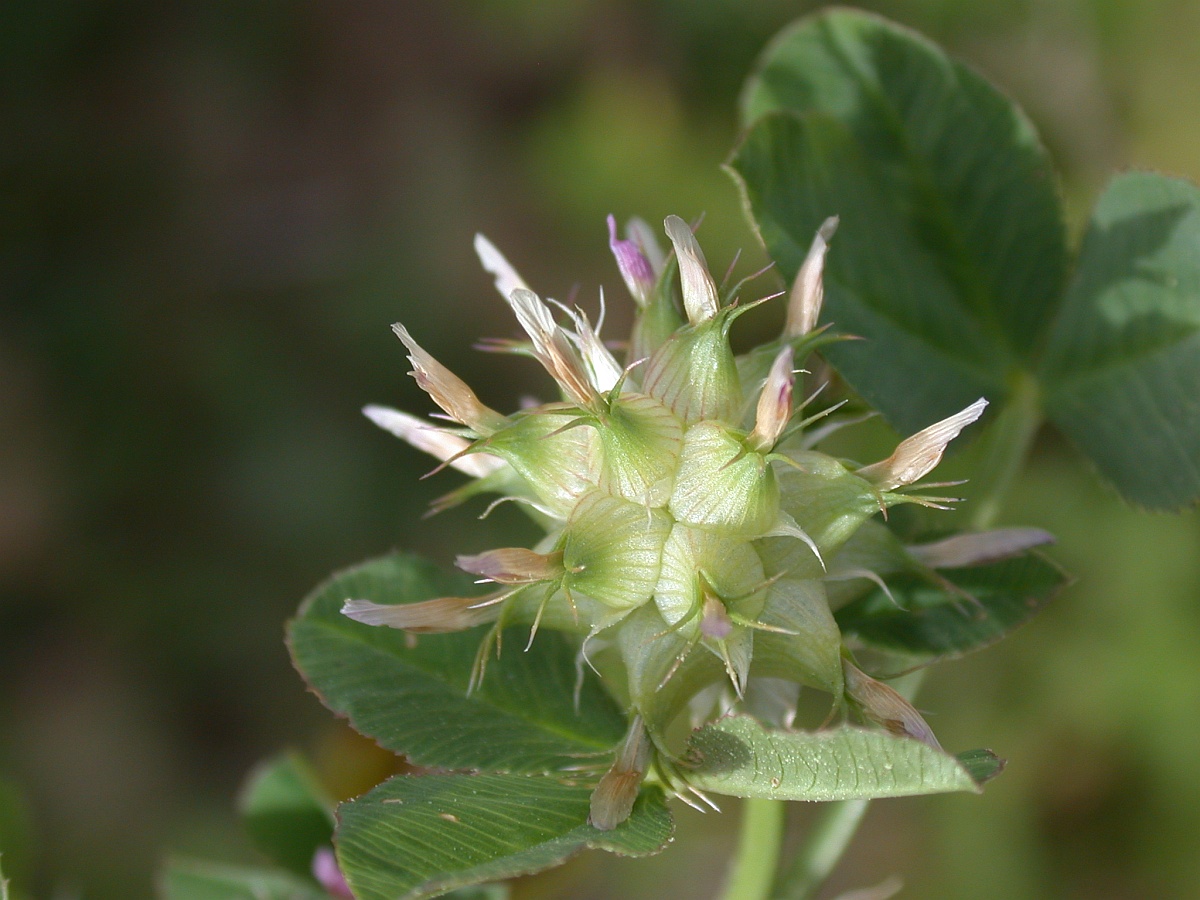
955, 748, 1006, 786
836, 553, 1065, 659
1040, 172, 1200, 509
335, 774, 672, 900
731, 9, 1066, 433
684, 717, 983, 800
160, 859, 326, 900
237, 753, 334, 876
288, 553, 626, 774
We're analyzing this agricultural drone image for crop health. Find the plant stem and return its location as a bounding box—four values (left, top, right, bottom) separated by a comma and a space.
720, 798, 786, 900
767, 672, 925, 899
775, 798, 871, 900
969, 371, 1042, 530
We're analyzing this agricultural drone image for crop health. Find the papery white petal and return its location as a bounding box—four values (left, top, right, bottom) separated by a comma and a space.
362, 405, 505, 478
391, 324, 505, 433
664, 215, 718, 324
566, 298, 623, 392
785, 216, 839, 337
858, 398, 988, 490
749, 345, 795, 451
626, 215, 665, 275
909, 527, 1055, 569
507, 288, 598, 407
456, 547, 564, 584
342, 594, 504, 632
843, 660, 941, 751
474, 233, 530, 301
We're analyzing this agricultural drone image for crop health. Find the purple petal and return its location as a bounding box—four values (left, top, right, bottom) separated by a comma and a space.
608, 215, 655, 306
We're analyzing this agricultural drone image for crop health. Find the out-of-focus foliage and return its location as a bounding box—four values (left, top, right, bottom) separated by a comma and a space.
1, 1, 1198, 899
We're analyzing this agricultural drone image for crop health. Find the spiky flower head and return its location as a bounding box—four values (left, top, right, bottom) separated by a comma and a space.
348, 215, 988, 826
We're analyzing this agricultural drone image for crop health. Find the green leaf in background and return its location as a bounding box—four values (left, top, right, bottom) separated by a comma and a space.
731, 8, 1067, 433
288, 553, 626, 774
335, 774, 673, 900
1040, 172, 1200, 510
955, 748, 1006, 786
684, 716, 987, 800
161, 858, 327, 900
237, 753, 334, 877
835, 552, 1067, 660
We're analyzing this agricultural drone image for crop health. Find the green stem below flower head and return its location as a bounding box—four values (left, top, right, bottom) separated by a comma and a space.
720, 798, 786, 900
720, 672, 929, 900
775, 798, 870, 900
968, 370, 1042, 530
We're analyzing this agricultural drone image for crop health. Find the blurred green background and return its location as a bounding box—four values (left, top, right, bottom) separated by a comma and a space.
2, 1, 1199, 898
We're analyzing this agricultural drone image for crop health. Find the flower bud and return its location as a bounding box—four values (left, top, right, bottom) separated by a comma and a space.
642, 318, 741, 424
481, 411, 600, 518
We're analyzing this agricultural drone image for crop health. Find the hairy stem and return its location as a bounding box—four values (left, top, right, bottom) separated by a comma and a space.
721, 798, 786, 900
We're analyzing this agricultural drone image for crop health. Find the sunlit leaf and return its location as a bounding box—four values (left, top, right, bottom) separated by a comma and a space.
336, 774, 672, 900
287, 553, 625, 774
1040, 172, 1200, 510
731, 9, 1066, 433
835, 553, 1066, 659
684, 717, 986, 800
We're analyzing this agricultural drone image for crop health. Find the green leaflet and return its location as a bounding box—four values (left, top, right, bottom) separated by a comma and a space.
733, 9, 1200, 509
288, 553, 625, 774
732, 8, 1066, 435
685, 716, 992, 800
335, 774, 673, 900
1040, 172, 1200, 510
836, 552, 1067, 661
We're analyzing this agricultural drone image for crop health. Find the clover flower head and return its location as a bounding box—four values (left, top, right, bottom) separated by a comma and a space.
346, 213, 991, 826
